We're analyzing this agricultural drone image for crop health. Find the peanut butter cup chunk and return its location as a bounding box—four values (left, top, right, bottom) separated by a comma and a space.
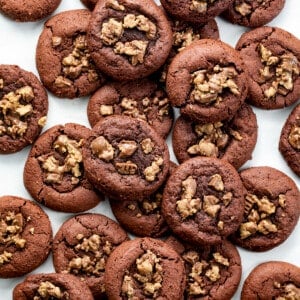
83, 115, 170, 201
36, 9, 105, 99
166, 39, 248, 123
87, 0, 173, 81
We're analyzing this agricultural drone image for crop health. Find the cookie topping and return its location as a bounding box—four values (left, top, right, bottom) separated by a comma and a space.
115, 161, 138, 175
190, 0, 216, 13
274, 282, 300, 300
190, 65, 240, 105
105, 0, 125, 11
173, 26, 200, 52
143, 156, 164, 182
258, 44, 299, 99
99, 104, 114, 116
118, 140, 138, 158
234, 2, 252, 16
34, 281, 69, 300
122, 250, 163, 298
0, 85, 34, 138
288, 123, 300, 150
141, 138, 154, 154
38, 135, 84, 185
91, 136, 114, 162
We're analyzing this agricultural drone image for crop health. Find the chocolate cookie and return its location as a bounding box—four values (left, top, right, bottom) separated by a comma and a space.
172, 103, 258, 169
0, 65, 48, 154
166, 236, 241, 300
109, 162, 177, 238
23, 123, 104, 213
223, 0, 286, 28
87, 0, 173, 81
236, 26, 300, 109
279, 104, 300, 176
13, 273, 94, 300
160, 0, 234, 24
81, 0, 98, 10
162, 157, 245, 245
83, 115, 170, 201
0, 0, 61, 22
166, 39, 248, 123
52, 213, 129, 299
0, 195, 52, 278
241, 261, 300, 300
231, 166, 300, 251
36, 9, 105, 99
87, 78, 174, 138
104, 237, 186, 300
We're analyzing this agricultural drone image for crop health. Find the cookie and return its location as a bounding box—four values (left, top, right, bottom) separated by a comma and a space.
166, 236, 242, 300
83, 115, 170, 201
279, 104, 300, 176
0, 65, 48, 154
13, 273, 94, 300
172, 103, 258, 169
52, 213, 129, 299
160, 0, 234, 24
241, 261, 300, 300
87, 0, 173, 81
81, 0, 98, 10
87, 78, 174, 139
36, 9, 105, 99
166, 39, 248, 123
236, 26, 300, 109
162, 157, 245, 245
0, 195, 52, 278
223, 0, 286, 28
23, 123, 104, 213
0, 0, 61, 22
104, 237, 186, 300
110, 162, 177, 238
231, 166, 300, 251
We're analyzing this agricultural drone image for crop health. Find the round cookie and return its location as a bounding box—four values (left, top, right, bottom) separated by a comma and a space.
87, 0, 173, 81
172, 103, 258, 169
36, 9, 105, 99
160, 0, 234, 24
0, 0, 61, 22
241, 261, 300, 300
236, 26, 300, 109
52, 213, 129, 299
0, 65, 48, 154
166, 236, 242, 300
109, 162, 177, 238
162, 157, 245, 246
23, 123, 104, 213
223, 0, 286, 28
231, 166, 300, 251
87, 78, 174, 139
0, 195, 52, 278
13, 273, 94, 300
83, 115, 170, 201
104, 237, 186, 300
81, 0, 98, 10
166, 39, 249, 123
279, 104, 300, 176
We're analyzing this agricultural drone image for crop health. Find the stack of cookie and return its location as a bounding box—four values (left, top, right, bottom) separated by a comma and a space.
0, 0, 299, 299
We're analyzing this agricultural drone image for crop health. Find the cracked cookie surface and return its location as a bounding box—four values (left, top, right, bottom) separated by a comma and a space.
23, 123, 104, 213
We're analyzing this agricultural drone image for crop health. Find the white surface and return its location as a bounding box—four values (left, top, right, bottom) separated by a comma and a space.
0, 0, 299, 298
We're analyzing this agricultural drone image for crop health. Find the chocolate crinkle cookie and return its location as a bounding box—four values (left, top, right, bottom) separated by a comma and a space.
0, 65, 48, 154
236, 26, 300, 109
104, 237, 186, 300
241, 261, 300, 300
279, 104, 300, 176
13, 273, 94, 300
0, 196, 52, 278
87, 0, 173, 81
36, 9, 105, 99
23, 123, 104, 213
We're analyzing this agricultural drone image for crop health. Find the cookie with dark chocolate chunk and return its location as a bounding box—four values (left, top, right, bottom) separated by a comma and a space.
166, 39, 248, 123
236, 26, 300, 109
0, 65, 48, 154
23, 123, 104, 213
279, 104, 300, 176
231, 166, 300, 251
52, 213, 129, 299
36, 9, 105, 99
0, 195, 52, 278
104, 237, 186, 300
87, 0, 173, 81
83, 115, 170, 201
